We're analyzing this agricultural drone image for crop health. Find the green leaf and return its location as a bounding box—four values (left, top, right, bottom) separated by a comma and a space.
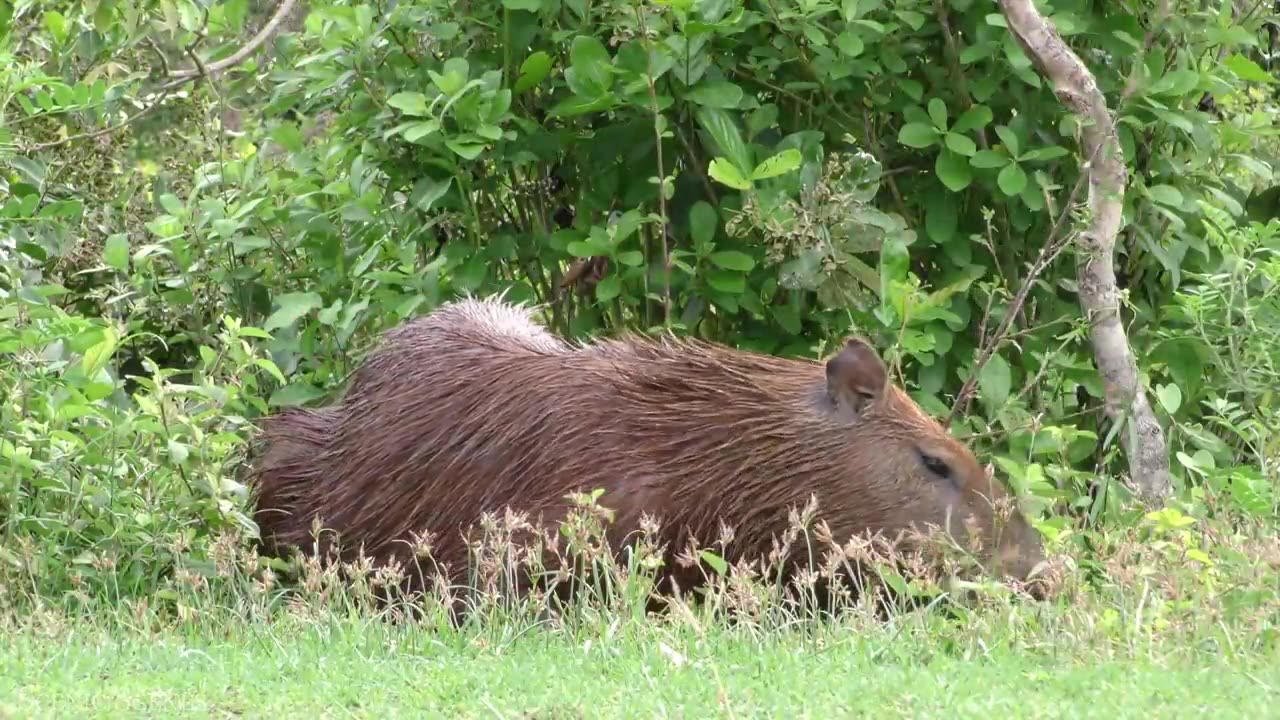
970, 149, 1009, 168
402, 119, 441, 142
927, 98, 948, 129
709, 250, 755, 272
835, 30, 864, 57
994, 125, 1020, 157
387, 92, 429, 116
925, 193, 958, 245
705, 269, 746, 294
699, 550, 728, 576
548, 94, 616, 117
952, 105, 993, 134
1020, 145, 1069, 162
708, 157, 752, 190
978, 353, 1012, 409
1156, 384, 1182, 415
898, 9, 926, 30
879, 567, 911, 596
103, 233, 129, 271
475, 124, 503, 141
43, 10, 67, 41
897, 122, 939, 149
426, 21, 460, 41
897, 78, 924, 102
157, 193, 183, 215
81, 327, 119, 377
41, 198, 84, 219
750, 148, 802, 180
959, 42, 994, 64
502, 0, 542, 9
997, 162, 1027, 196
486, 85, 513, 120
615, 250, 645, 267
446, 56, 471, 75
269, 382, 329, 408
514, 51, 553, 92
446, 138, 487, 160
429, 58, 470, 96
944, 132, 977, 156
1149, 68, 1200, 97
566, 238, 611, 257
1152, 108, 1195, 135
1146, 184, 1184, 208
771, 302, 802, 334
595, 275, 621, 303
410, 176, 452, 211
696, 107, 751, 173
0, 0, 12, 37
685, 80, 743, 108
689, 202, 719, 246
878, 236, 911, 301
925, 265, 986, 310
1222, 54, 1275, 83
254, 358, 288, 385
265, 292, 323, 331
935, 150, 973, 192
569, 35, 614, 93
168, 440, 190, 466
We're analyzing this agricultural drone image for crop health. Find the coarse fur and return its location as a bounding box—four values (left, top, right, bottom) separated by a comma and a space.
249, 294, 1047, 609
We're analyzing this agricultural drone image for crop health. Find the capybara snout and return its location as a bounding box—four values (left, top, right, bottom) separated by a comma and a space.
249, 295, 1046, 603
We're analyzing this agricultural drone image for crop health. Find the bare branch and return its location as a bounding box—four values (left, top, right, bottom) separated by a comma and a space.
24, 91, 175, 151
168, 0, 302, 80
948, 200, 1081, 421
988, 0, 1172, 504
23, 0, 304, 153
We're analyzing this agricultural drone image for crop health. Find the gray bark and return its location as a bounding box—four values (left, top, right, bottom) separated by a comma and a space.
997, 0, 1173, 504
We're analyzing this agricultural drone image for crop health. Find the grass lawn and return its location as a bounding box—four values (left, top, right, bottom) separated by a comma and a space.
2, 613, 1276, 719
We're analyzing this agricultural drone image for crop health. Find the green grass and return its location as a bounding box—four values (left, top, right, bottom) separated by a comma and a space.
3, 611, 1278, 719
4, 506, 1279, 718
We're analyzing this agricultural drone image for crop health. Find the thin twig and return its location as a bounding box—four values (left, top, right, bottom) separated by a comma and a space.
24, 1, 302, 152
167, 0, 301, 80
673, 122, 718, 206
948, 210, 1082, 422
861, 108, 911, 223
636, 8, 671, 325
24, 92, 175, 151
386, 25, 423, 66
933, 0, 991, 151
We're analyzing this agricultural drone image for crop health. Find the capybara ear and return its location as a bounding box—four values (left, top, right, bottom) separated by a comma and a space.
825, 337, 888, 416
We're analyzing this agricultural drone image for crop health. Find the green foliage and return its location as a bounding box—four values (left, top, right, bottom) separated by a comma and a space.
1153, 210, 1280, 517
1, 0, 1278, 601
0, 283, 279, 599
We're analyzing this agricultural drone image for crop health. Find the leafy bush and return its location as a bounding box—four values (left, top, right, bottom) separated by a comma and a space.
0, 281, 279, 600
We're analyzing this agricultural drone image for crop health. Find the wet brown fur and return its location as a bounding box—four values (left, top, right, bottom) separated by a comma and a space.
248, 295, 1046, 605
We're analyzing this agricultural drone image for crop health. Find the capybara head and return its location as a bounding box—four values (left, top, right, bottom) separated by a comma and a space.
248, 295, 1048, 611
817, 336, 1047, 593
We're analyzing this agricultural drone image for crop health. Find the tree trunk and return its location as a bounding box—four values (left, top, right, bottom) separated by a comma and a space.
996, 0, 1173, 504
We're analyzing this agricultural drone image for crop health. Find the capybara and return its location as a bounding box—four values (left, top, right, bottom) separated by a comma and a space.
248, 294, 1047, 611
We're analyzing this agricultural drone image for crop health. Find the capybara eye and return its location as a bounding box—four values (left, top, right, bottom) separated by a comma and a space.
919, 451, 952, 480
